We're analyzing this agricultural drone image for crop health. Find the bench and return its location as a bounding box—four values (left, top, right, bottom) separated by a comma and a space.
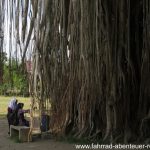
10, 125, 31, 142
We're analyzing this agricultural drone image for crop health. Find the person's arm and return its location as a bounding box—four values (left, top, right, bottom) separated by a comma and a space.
23, 109, 30, 113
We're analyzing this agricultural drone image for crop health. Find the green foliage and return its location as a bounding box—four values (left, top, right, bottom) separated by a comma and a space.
0, 51, 7, 63
0, 57, 29, 96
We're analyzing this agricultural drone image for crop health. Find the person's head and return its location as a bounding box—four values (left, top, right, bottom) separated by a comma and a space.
8, 98, 18, 110
17, 103, 24, 109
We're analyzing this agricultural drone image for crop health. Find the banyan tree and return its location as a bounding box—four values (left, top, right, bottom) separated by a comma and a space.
2, 0, 150, 143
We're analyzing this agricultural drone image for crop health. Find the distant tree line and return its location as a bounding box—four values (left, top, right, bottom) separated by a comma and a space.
0, 56, 29, 97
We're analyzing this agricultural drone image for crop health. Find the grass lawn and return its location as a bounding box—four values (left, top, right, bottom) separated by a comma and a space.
0, 96, 30, 118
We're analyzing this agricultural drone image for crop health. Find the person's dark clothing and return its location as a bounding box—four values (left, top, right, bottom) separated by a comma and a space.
7, 107, 19, 134
17, 103, 29, 127
18, 109, 29, 127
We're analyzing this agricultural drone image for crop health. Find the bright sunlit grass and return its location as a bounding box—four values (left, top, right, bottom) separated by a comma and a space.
0, 96, 30, 118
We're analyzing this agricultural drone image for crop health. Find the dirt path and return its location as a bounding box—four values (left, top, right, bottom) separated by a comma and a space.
0, 118, 75, 150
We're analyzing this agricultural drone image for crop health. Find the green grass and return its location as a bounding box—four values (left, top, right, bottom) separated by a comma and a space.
0, 96, 30, 118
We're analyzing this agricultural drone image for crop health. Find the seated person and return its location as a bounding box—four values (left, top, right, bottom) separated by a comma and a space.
17, 103, 30, 127
7, 98, 18, 134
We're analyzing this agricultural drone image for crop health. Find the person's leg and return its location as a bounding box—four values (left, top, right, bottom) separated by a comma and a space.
8, 124, 10, 135
7, 114, 10, 134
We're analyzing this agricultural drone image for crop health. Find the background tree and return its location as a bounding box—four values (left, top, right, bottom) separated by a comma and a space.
0, 0, 4, 84
0, 57, 29, 96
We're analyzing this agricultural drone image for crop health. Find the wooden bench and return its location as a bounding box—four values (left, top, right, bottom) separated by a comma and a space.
10, 125, 31, 142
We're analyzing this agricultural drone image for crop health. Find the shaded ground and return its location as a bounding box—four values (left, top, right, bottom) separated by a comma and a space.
0, 118, 75, 150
